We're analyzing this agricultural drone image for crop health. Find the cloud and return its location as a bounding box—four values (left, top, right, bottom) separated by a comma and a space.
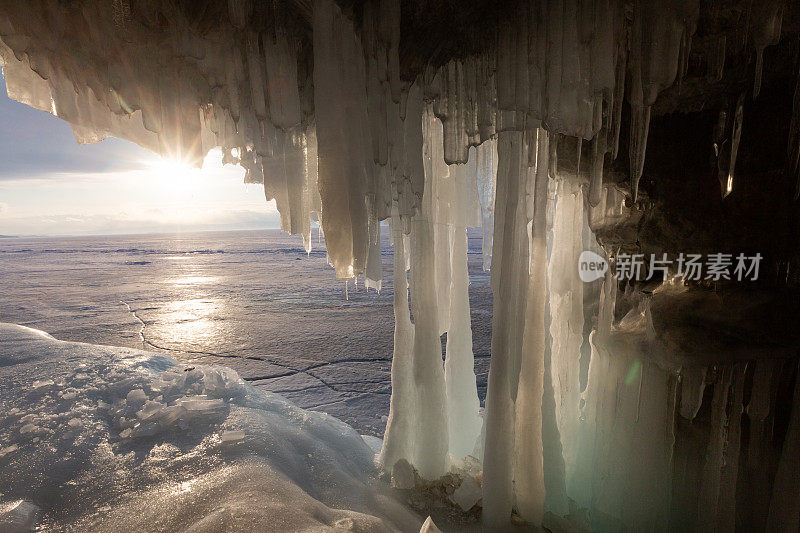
0, 203, 6, 214
0, 73, 150, 182
0, 209, 281, 236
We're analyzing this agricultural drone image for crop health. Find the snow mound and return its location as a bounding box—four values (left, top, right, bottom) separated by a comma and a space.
0, 323, 421, 531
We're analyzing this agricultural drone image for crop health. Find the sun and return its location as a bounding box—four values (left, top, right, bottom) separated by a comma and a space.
139, 149, 231, 201
144, 156, 198, 195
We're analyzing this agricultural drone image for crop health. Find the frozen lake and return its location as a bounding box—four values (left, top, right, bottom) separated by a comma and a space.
0, 229, 492, 436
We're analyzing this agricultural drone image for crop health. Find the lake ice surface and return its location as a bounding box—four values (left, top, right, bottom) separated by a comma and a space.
0, 229, 492, 436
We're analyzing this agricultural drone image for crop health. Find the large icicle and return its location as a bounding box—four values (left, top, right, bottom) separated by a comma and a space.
548, 178, 586, 498
766, 361, 800, 530
476, 140, 498, 270
789, 62, 800, 200
444, 162, 482, 459
750, 3, 784, 100
378, 214, 417, 472
312, 0, 372, 278
482, 130, 530, 527
406, 108, 449, 480
513, 128, 550, 525
626, 0, 699, 201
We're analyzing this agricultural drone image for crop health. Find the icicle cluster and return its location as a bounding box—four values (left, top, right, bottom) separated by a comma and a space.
0, 0, 707, 279
1, 0, 798, 530
378, 108, 486, 480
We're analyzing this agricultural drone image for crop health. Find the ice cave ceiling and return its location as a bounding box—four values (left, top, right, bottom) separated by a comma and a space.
0, 1, 798, 279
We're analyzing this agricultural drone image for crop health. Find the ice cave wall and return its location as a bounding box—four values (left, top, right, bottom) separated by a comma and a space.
2, 0, 800, 530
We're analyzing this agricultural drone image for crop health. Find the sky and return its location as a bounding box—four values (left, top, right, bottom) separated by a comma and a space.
0, 71, 280, 236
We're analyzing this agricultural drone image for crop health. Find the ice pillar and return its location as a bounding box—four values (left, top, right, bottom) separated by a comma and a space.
513, 128, 551, 524
378, 215, 417, 471
444, 163, 482, 459
482, 130, 530, 527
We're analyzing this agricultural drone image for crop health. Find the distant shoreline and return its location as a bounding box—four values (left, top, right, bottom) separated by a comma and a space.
0, 227, 299, 239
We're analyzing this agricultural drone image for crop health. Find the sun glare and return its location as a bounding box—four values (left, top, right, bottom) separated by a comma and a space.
140, 148, 231, 199
146, 158, 196, 193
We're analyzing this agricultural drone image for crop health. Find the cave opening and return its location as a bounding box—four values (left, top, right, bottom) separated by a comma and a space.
1, 0, 800, 531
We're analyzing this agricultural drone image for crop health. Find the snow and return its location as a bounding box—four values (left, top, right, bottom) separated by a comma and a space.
0, 323, 421, 531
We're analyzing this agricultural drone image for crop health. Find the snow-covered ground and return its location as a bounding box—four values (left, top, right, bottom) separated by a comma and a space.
0, 323, 425, 531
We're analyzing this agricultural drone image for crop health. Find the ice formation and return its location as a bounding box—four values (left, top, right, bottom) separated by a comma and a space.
1, 0, 799, 530
0, 323, 422, 531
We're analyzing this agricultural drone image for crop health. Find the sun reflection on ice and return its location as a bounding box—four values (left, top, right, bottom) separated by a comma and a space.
157, 298, 221, 346
162, 298, 219, 320
151, 250, 231, 351
167, 276, 218, 286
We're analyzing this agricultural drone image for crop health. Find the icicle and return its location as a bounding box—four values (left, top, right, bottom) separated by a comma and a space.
789, 62, 800, 200
380, 0, 402, 104
476, 139, 497, 270
707, 35, 726, 82
399, 106, 451, 481
433, 162, 452, 335
628, 105, 651, 202
625, 0, 696, 201
408, 203, 448, 480
400, 84, 425, 220
610, 28, 628, 161
589, 128, 606, 207
482, 130, 529, 527
766, 360, 800, 531
245, 32, 267, 121
548, 177, 586, 502
263, 29, 302, 130
365, 224, 383, 293
224, 48, 244, 125
679, 366, 707, 420
697, 365, 736, 530
379, 215, 417, 471
750, 3, 783, 100
227, 0, 251, 29
724, 93, 745, 198
716, 364, 747, 532
513, 128, 550, 525
742, 359, 779, 528
444, 163, 481, 459
596, 270, 617, 341
312, 0, 372, 278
